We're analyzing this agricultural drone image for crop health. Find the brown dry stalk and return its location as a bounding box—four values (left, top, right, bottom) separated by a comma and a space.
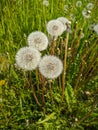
39, 74, 46, 105
23, 71, 41, 106
62, 32, 69, 100
31, 84, 41, 106
50, 39, 56, 55
36, 68, 40, 91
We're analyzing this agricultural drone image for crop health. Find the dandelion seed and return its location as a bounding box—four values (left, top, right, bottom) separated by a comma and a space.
82, 8, 91, 18
15, 47, 41, 71
76, 1, 82, 7
46, 20, 64, 38
86, 3, 94, 10
28, 31, 48, 51
64, 5, 69, 12
39, 55, 63, 79
43, 0, 49, 7
93, 24, 98, 34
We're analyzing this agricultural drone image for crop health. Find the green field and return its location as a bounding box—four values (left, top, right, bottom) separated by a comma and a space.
0, 0, 98, 129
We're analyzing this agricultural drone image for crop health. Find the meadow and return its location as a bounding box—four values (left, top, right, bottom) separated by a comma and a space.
0, 0, 98, 129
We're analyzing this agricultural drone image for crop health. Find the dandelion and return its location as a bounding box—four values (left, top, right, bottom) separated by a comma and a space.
93, 24, 98, 34
46, 19, 64, 38
15, 47, 41, 71
43, 0, 49, 7
76, 1, 82, 7
70, 14, 76, 22
39, 55, 63, 79
86, 3, 94, 10
89, 23, 96, 30
82, 8, 91, 18
57, 17, 68, 31
28, 31, 48, 51
57, 17, 71, 33
64, 5, 69, 12
81, 32, 84, 39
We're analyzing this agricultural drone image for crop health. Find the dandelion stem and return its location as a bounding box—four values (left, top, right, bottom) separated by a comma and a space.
62, 32, 69, 100
23, 71, 41, 106
50, 38, 56, 55
36, 68, 39, 91
49, 80, 54, 104
31, 84, 41, 106
40, 74, 46, 105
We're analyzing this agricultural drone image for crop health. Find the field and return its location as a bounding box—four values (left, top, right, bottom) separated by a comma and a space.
0, 0, 98, 129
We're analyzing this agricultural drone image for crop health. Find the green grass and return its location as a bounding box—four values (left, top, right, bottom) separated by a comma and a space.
0, 0, 98, 129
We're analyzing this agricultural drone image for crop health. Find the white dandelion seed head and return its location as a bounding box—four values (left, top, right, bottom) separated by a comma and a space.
89, 23, 96, 30
46, 19, 64, 37
82, 8, 91, 18
39, 55, 63, 79
93, 24, 98, 34
57, 17, 71, 33
80, 32, 84, 39
76, 1, 82, 7
64, 5, 69, 12
15, 47, 41, 71
86, 3, 94, 10
57, 17, 69, 31
28, 31, 48, 51
43, 0, 49, 7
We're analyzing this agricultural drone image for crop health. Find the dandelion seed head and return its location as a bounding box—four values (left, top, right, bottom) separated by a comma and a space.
15, 47, 41, 71
64, 5, 69, 12
89, 23, 96, 30
28, 31, 48, 51
93, 24, 98, 34
39, 55, 63, 79
43, 0, 49, 7
81, 32, 84, 39
82, 8, 91, 18
86, 3, 94, 10
46, 19, 64, 37
57, 17, 69, 31
76, 1, 82, 7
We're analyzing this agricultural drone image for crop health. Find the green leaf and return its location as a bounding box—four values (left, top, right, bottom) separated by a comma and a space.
65, 82, 76, 111
37, 112, 55, 124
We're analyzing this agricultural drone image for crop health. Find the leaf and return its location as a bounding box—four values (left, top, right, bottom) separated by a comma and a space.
37, 112, 55, 124
65, 82, 76, 111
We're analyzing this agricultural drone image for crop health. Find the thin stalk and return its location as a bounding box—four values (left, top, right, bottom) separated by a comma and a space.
50, 38, 56, 55
62, 32, 69, 100
48, 80, 54, 104
31, 84, 41, 106
40, 74, 46, 105
36, 68, 39, 91
23, 71, 41, 106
